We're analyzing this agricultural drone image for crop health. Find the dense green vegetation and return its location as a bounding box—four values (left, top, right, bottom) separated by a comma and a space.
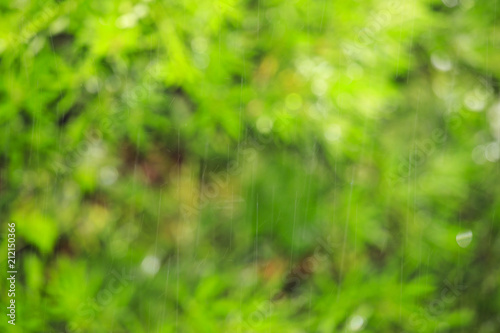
1, 0, 500, 332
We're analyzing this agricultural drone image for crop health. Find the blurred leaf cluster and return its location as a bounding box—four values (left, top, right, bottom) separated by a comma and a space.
1, 0, 500, 332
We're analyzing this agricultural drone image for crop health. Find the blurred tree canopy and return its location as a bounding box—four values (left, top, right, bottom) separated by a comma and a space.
1, 0, 500, 332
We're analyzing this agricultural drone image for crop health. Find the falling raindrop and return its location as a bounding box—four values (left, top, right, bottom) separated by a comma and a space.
456, 230, 473, 248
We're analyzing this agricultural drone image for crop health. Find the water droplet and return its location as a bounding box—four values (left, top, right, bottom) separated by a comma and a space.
141, 255, 160, 276
348, 315, 365, 331
256, 116, 273, 133
324, 125, 342, 142
488, 103, 500, 141
193, 54, 210, 69
85, 76, 100, 94
486, 142, 500, 162
471, 145, 487, 165
49, 17, 70, 35
456, 230, 473, 248
442, 0, 459, 8
431, 52, 452, 72
0, 39, 6, 54
29, 36, 45, 55
116, 13, 138, 29
133, 4, 149, 18
191, 37, 208, 54
464, 90, 486, 111
99, 166, 118, 186
296, 58, 315, 77
311, 78, 328, 96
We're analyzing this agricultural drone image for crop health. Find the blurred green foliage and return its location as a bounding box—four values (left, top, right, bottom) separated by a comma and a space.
1, 0, 500, 332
